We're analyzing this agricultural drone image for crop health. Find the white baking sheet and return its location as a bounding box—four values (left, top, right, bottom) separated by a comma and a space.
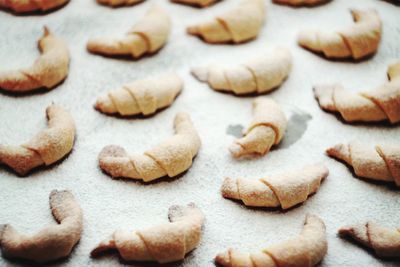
0, 0, 399, 266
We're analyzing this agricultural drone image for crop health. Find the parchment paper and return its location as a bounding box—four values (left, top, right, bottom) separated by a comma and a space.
0, 0, 399, 266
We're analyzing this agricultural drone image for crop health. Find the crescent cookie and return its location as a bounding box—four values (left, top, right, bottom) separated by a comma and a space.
187, 0, 265, 44
222, 164, 328, 210
99, 112, 201, 182
327, 142, 400, 186
216, 214, 327, 267
298, 9, 381, 60
339, 222, 400, 259
0, 105, 75, 176
0, 190, 83, 263
0, 27, 69, 93
230, 98, 287, 158
314, 61, 400, 124
192, 47, 292, 95
91, 203, 204, 264
87, 6, 170, 59
95, 73, 182, 117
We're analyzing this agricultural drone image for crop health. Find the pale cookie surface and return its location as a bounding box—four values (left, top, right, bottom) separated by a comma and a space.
221, 164, 328, 209
314, 61, 400, 124
230, 97, 287, 158
327, 142, 400, 186
99, 112, 201, 182
298, 9, 381, 60
0, 190, 83, 263
192, 47, 292, 95
187, 0, 265, 44
0, 105, 75, 176
0, 27, 69, 93
95, 73, 183, 116
339, 222, 400, 258
0, 0, 69, 13
87, 5, 170, 59
215, 214, 327, 267
91, 203, 204, 264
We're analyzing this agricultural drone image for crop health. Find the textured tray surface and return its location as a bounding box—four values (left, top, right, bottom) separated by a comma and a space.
0, 0, 399, 266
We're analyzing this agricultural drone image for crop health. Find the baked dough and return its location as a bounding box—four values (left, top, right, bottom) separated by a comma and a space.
99, 112, 201, 182
0, 0, 68, 13
273, 0, 330, 6
339, 222, 400, 259
0, 190, 83, 263
192, 47, 292, 95
230, 98, 287, 158
298, 9, 381, 60
187, 0, 265, 43
221, 164, 328, 209
95, 73, 182, 116
327, 142, 400, 186
87, 6, 170, 58
0, 105, 75, 176
215, 214, 327, 267
97, 0, 144, 7
314, 62, 400, 124
171, 0, 219, 7
91, 203, 204, 263
0, 27, 69, 93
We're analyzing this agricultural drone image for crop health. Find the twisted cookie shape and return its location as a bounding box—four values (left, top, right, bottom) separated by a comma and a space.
192, 47, 292, 95
327, 142, 400, 186
97, 0, 144, 7
230, 98, 287, 158
0, 0, 69, 13
171, 0, 219, 7
298, 9, 381, 60
216, 214, 327, 267
0, 105, 75, 176
273, 0, 330, 6
95, 73, 182, 116
0, 190, 83, 263
187, 0, 265, 44
314, 62, 400, 124
87, 6, 170, 59
0, 27, 69, 93
91, 203, 204, 263
99, 112, 201, 182
339, 222, 400, 259
222, 164, 328, 210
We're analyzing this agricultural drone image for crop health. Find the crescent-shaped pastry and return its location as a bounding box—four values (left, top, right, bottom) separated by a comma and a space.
221, 164, 328, 210
230, 97, 287, 158
0, 105, 75, 176
95, 73, 182, 116
0, 190, 83, 263
96, 0, 144, 7
215, 214, 327, 267
171, 0, 219, 7
99, 112, 201, 182
0, 27, 69, 93
91, 203, 204, 264
314, 62, 400, 124
187, 0, 265, 44
0, 0, 69, 13
87, 6, 170, 59
273, 0, 330, 6
298, 9, 382, 60
192, 47, 292, 95
339, 222, 400, 259
327, 142, 400, 186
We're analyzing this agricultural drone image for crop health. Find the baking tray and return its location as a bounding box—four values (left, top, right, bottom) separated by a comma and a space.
0, 0, 399, 266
